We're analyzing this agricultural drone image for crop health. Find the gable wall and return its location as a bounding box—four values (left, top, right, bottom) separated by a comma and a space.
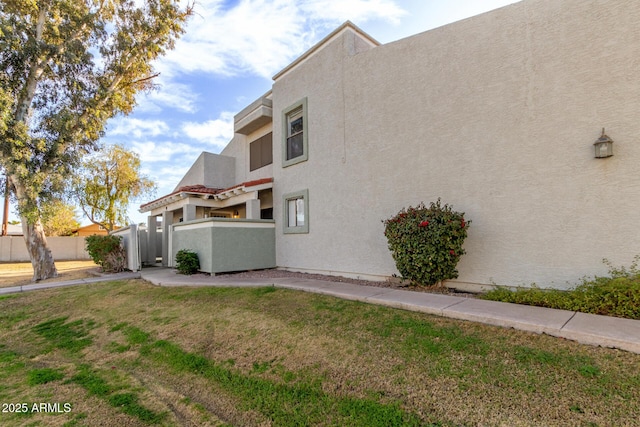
272, 0, 640, 289
175, 151, 236, 190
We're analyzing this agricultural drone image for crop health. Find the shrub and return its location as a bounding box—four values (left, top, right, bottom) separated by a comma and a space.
482, 256, 640, 320
85, 235, 127, 273
175, 249, 200, 275
383, 199, 470, 287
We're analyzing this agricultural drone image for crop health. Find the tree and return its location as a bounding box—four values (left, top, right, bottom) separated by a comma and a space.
75, 144, 156, 231
0, 0, 193, 280
41, 199, 81, 236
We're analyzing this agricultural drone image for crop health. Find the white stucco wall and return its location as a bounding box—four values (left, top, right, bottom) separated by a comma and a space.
271, 0, 640, 289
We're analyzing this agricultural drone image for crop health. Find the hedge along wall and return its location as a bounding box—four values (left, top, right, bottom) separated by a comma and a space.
0, 236, 91, 262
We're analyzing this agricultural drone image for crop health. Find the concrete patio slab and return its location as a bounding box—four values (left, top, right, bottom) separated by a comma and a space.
555, 312, 640, 354
142, 269, 273, 288
442, 298, 576, 334
365, 289, 466, 316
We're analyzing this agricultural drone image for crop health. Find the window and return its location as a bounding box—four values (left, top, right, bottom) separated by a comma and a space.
287, 108, 303, 159
249, 132, 273, 171
282, 98, 308, 167
283, 189, 309, 234
287, 198, 304, 227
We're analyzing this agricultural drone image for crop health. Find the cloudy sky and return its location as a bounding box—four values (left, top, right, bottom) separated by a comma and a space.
49, 0, 521, 225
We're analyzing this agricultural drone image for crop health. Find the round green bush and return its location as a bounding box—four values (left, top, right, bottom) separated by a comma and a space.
84, 234, 126, 273
175, 249, 200, 275
383, 199, 470, 287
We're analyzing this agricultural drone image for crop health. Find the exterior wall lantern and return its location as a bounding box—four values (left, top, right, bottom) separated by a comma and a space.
593, 128, 613, 158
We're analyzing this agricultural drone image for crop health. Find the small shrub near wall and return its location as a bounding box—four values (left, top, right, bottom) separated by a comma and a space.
85, 235, 127, 273
383, 199, 470, 287
483, 257, 640, 320
175, 249, 200, 275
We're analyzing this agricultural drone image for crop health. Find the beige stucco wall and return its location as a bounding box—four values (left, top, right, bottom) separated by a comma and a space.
174, 152, 236, 190
221, 123, 274, 185
0, 236, 90, 262
271, 0, 640, 289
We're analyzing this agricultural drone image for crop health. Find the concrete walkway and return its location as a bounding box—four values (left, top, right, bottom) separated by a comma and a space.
1, 267, 638, 355
139, 268, 640, 355
0, 271, 141, 295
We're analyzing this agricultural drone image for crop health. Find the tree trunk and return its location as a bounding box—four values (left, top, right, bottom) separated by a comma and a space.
21, 219, 58, 281
9, 176, 58, 281
2, 177, 9, 236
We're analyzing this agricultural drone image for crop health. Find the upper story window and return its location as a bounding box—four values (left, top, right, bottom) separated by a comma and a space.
287, 109, 303, 159
282, 98, 308, 167
250, 132, 273, 171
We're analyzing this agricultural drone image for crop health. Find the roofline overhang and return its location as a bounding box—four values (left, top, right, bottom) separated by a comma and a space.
139, 178, 273, 213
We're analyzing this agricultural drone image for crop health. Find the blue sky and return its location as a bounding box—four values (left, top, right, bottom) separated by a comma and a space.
12, 0, 519, 225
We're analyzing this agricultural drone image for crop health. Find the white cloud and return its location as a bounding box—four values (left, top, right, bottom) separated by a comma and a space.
157, 0, 406, 79
301, 0, 406, 25
129, 140, 202, 163
147, 164, 192, 195
108, 118, 170, 139
181, 112, 234, 151
136, 80, 199, 113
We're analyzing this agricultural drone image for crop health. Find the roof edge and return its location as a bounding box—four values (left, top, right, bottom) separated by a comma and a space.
139, 178, 274, 213
273, 21, 380, 81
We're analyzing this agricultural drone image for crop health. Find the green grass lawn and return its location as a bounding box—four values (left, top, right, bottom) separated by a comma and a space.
0, 279, 639, 426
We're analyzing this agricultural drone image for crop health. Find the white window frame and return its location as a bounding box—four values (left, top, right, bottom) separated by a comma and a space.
282, 98, 308, 167
283, 189, 309, 234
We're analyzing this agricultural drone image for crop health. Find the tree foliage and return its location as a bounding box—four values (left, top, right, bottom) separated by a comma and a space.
41, 199, 80, 236
0, 0, 193, 280
85, 234, 126, 272
75, 144, 156, 231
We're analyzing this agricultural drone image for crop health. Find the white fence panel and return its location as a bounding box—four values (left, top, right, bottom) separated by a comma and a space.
110, 225, 141, 272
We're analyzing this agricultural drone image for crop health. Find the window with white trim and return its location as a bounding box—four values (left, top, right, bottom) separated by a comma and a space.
282, 98, 308, 167
283, 189, 309, 234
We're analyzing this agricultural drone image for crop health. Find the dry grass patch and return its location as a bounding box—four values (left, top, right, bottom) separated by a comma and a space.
0, 280, 638, 426
0, 260, 99, 288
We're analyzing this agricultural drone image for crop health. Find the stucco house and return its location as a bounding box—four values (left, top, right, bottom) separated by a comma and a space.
72, 223, 118, 237
141, 0, 640, 291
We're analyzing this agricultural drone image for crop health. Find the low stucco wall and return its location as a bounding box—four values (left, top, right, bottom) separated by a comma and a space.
0, 236, 91, 262
171, 218, 276, 274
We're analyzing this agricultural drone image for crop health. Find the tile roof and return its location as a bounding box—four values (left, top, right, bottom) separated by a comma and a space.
139, 178, 273, 211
